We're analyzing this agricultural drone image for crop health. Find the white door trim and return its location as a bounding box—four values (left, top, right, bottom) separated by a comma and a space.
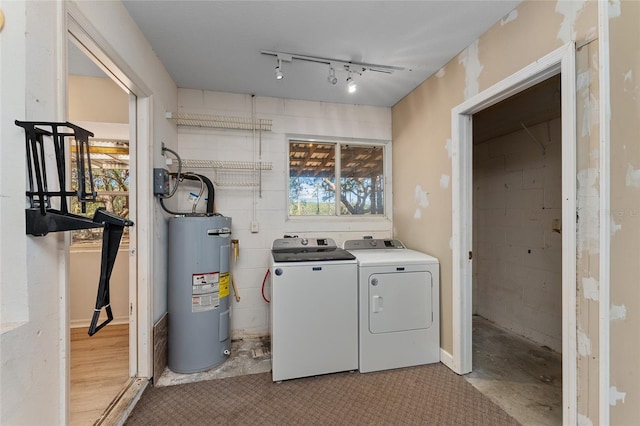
450, 43, 577, 423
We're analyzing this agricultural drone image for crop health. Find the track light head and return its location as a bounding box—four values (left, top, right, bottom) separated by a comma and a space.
346, 75, 357, 93
327, 67, 338, 85
275, 59, 284, 80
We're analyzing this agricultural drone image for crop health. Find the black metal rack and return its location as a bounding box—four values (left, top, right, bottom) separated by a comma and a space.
16, 121, 134, 335
16, 120, 102, 236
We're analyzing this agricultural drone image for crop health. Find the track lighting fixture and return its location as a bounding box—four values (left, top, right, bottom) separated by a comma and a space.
327, 66, 338, 85
275, 59, 284, 80
261, 50, 403, 92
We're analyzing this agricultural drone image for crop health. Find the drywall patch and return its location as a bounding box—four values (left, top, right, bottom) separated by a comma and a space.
610, 217, 622, 236
622, 70, 639, 96
579, 93, 599, 138
555, 0, 587, 43
577, 328, 591, 356
610, 304, 627, 321
415, 185, 429, 208
577, 413, 594, 426
626, 164, 640, 187
445, 138, 453, 158
585, 26, 597, 43
582, 276, 599, 301
609, 0, 621, 18
414, 185, 429, 219
610, 386, 626, 406
435, 68, 445, 78
458, 40, 483, 100
577, 168, 599, 254
577, 70, 591, 91
440, 174, 450, 189
500, 9, 518, 26
623, 70, 632, 85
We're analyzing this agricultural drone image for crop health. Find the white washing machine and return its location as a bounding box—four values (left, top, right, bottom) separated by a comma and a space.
344, 238, 440, 373
270, 237, 358, 382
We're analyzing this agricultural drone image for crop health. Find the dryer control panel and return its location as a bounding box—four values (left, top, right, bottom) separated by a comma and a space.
343, 239, 405, 250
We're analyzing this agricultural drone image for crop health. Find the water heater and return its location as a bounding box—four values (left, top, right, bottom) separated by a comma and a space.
167, 214, 232, 373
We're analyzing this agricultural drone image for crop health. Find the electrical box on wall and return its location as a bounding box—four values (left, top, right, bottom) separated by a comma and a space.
153, 168, 170, 196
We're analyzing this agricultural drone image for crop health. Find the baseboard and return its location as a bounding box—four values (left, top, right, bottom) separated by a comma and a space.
70, 316, 128, 329
440, 348, 457, 373
153, 313, 169, 384
98, 377, 148, 426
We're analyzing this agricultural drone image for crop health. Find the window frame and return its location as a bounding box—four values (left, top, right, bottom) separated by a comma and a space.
286, 135, 392, 225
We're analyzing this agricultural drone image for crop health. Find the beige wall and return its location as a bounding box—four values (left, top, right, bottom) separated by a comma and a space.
69, 248, 129, 326
392, 0, 603, 423
68, 75, 129, 123
393, 0, 596, 353
609, 1, 640, 423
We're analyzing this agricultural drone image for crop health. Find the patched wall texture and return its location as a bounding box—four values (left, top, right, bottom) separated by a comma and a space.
392, 0, 610, 424
609, 1, 640, 423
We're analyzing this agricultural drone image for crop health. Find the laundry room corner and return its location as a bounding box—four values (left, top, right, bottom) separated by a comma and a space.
168, 89, 394, 343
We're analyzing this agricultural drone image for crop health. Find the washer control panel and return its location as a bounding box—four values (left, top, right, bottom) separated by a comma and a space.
272, 237, 335, 251
343, 239, 406, 250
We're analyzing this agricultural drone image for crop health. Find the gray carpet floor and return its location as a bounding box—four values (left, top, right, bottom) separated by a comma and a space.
125, 363, 519, 425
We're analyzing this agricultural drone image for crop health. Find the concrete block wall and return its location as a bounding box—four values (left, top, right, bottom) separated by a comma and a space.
166, 90, 393, 340
472, 117, 562, 352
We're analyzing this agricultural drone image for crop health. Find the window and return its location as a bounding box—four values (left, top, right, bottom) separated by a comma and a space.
288, 139, 385, 216
70, 139, 130, 245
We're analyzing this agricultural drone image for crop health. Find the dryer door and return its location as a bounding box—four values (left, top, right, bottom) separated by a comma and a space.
368, 271, 433, 334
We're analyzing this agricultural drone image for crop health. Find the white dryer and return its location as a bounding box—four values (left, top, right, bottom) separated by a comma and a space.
344, 239, 440, 373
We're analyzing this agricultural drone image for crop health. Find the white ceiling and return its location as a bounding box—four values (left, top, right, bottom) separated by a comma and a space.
110, 1, 521, 108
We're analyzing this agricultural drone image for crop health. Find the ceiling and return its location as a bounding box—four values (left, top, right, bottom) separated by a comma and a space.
116, 1, 521, 108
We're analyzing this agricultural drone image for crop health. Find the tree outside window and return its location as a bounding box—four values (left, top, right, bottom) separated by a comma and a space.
70, 139, 130, 245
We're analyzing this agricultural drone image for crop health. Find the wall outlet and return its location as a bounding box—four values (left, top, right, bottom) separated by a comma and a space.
250, 220, 259, 233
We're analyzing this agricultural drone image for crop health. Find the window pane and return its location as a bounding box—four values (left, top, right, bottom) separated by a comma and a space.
340, 145, 384, 215
70, 139, 130, 244
289, 142, 336, 216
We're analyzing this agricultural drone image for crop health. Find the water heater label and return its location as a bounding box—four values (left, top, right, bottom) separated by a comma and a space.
219, 272, 230, 298
191, 272, 220, 312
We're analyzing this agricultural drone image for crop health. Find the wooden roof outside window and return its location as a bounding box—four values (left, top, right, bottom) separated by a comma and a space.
289, 141, 383, 178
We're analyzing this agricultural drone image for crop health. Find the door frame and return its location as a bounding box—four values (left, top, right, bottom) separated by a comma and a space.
449, 43, 577, 423
65, 0, 154, 389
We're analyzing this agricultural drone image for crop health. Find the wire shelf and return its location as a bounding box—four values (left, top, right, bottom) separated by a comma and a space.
172, 159, 272, 187
166, 112, 272, 132
173, 159, 272, 170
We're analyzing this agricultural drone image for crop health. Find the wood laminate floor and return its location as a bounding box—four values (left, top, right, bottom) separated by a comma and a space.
70, 323, 129, 425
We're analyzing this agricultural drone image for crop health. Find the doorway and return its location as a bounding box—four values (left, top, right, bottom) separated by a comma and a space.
468, 74, 563, 425
67, 38, 133, 424
450, 43, 577, 422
